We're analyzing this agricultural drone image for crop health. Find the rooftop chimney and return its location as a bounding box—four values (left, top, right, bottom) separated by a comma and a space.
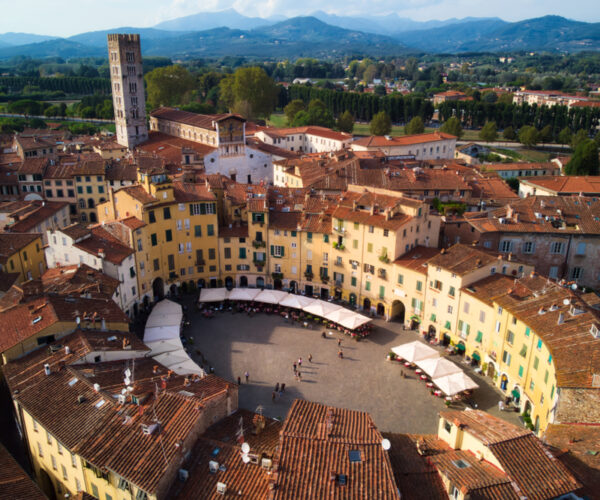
44, 363, 51, 376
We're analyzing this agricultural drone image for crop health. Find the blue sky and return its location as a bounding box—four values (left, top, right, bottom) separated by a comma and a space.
1, 0, 597, 36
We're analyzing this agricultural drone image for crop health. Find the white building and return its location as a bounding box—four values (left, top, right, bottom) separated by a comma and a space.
350, 132, 456, 160
253, 126, 353, 154
45, 224, 139, 316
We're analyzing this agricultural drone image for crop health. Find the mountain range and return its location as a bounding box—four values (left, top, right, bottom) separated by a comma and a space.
0, 12, 598, 60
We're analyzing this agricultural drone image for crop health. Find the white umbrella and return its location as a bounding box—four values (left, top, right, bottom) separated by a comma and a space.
279, 294, 316, 310
255, 289, 289, 304
433, 371, 479, 396
145, 338, 183, 355
325, 308, 357, 324
199, 288, 228, 302
228, 288, 261, 301
303, 300, 343, 318
153, 351, 190, 367
416, 356, 462, 379
338, 314, 371, 330
391, 341, 439, 363
143, 325, 180, 342
150, 299, 182, 317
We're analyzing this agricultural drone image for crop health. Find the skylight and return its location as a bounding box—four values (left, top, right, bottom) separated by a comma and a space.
349, 450, 362, 463
452, 459, 470, 469
68, 377, 78, 386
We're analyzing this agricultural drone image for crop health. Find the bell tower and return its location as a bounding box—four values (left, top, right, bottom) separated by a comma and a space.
107, 34, 148, 149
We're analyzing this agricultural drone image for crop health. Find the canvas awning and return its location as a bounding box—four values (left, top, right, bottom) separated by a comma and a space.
432, 372, 479, 396
325, 308, 371, 330
416, 356, 462, 379
303, 300, 343, 317
472, 352, 481, 361
144, 325, 180, 342
228, 288, 261, 301
145, 338, 184, 355
279, 294, 315, 309
199, 288, 229, 302
144, 299, 183, 341
391, 341, 439, 363
255, 289, 289, 304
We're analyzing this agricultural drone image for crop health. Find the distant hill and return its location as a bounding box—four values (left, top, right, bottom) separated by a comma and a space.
0, 39, 104, 59
154, 8, 283, 31
68, 27, 186, 48
396, 15, 600, 52
0, 32, 57, 46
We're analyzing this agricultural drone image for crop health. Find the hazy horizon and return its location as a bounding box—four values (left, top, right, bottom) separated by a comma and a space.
1, 1, 598, 37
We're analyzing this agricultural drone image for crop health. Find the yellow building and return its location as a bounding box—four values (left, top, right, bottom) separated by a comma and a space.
99, 165, 219, 299
74, 159, 108, 223
0, 232, 46, 282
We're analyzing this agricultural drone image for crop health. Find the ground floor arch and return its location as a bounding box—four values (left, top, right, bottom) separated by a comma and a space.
457, 340, 466, 356
256, 277, 265, 288
197, 278, 206, 289
523, 400, 532, 416
363, 298, 371, 312
486, 360, 496, 378
349, 293, 357, 306
511, 385, 521, 405
321, 287, 329, 300
334, 287, 342, 300
225, 276, 234, 290
304, 284, 313, 296
273, 278, 282, 290
377, 303, 385, 316
37, 468, 55, 499
152, 277, 164, 301
470, 350, 481, 367
239, 276, 248, 287
289, 280, 297, 293
390, 300, 406, 323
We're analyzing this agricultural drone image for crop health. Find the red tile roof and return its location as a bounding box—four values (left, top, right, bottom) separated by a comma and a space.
150, 107, 245, 128
393, 246, 441, 275
0, 233, 41, 264
73, 226, 134, 265
520, 175, 600, 195
352, 132, 456, 148
116, 185, 157, 205
0, 443, 46, 500
6, 201, 68, 233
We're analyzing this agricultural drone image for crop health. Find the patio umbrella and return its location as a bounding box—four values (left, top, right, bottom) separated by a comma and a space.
199, 288, 228, 302
339, 314, 371, 330
302, 300, 343, 318
228, 288, 261, 301
325, 308, 357, 324
279, 294, 315, 310
146, 299, 183, 328
152, 351, 190, 367
145, 338, 183, 355
391, 341, 439, 363
255, 289, 289, 304
432, 371, 479, 396
416, 356, 462, 379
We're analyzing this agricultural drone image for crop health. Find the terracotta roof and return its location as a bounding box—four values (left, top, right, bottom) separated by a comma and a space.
0, 272, 20, 292
465, 196, 600, 235
15, 136, 55, 151
60, 223, 91, 241
6, 201, 68, 233
73, 226, 134, 265
270, 399, 400, 499
483, 162, 557, 172
246, 138, 301, 159
427, 243, 507, 276
105, 161, 137, 182
172, 182, 216, 203
0, 443, 46, 500
45, 163, 76, 179
0, 233, 41, 264
41, 264, 120, 298
269, 211, 302, 231
545, 423, 600, 498
219, 224, 249, 238
151, 107, 245, 128
441, 410, 531, 445
0, 295, 129, 354
117, 185, 157, 205
520, 175, 600, 195
118, 216, 146, 231
17, 157, 48, 175
352, 132, 456, 148
393, 246, 441, 275
137, 132, 216, 163
468, 177, 520, 204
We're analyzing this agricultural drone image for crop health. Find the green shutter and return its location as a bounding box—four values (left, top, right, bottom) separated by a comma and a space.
466, 324, 470, 335
445, 321, 451, 330
458, 320, 463, 330
475, 331, 483, 343
270, 245, 274, 256
280, 246, 284, 257
291, 231, 297, 237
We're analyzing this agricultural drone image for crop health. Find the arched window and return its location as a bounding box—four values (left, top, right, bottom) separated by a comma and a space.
80, 213, 87, 222
87, 199, 95, 209
78, 199, 85, 209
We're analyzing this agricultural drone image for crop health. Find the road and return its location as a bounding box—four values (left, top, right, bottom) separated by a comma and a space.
0, 112, 114, 124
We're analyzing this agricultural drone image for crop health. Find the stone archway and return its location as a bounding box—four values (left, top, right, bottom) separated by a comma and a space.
256, 277, 265, 288
273, 279, 282, 290
486, 361, 496, 378
289, 280, 297, 293
390, 300, 406, 323
152, 277, 164, 301
225, 276, 234, 290
363, 298, 371, 312
240, 276, 248, 287
377, 303, 386, 316
37, 468, 54, 499
349, 293, 357, 306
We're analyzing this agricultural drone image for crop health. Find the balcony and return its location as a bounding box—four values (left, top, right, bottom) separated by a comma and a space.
334, 227, 346, 234
332, 242, 345, 251
378, 255, 390, 264
304, 271, 314, 281
378, 269, 387, 280
271, 272, 283, 280
320, 275, 329, 284
334, 261, 344, 267
252, 240, 266, 248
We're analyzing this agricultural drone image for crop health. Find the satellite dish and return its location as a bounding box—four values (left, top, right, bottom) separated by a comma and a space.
241, 454, 250, 464
563, 298, 570, 305
241, 442, 250, 454
381, 439, 391, 451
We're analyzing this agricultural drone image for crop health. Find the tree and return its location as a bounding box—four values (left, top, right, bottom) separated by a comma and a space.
370, 111, 392, 136
538, 124, 553, 143
404, 116, 424, 135
479, 121, 498, 142
145, 65, 196, 109
503, 126, 516, 141
571, 129, 589, 149
518, 126, 539, 147
336, 110, 354, 133
440, 116, 463, 138
291, 99, 334, 128
284, 99, 305, 124
557, 127, 572, 145
220, 67, 278, 120
564, 139, 599, 176
374, 85, 386, 96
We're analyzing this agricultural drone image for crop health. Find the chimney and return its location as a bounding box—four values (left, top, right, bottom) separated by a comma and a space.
65, 346, 70, 355
44, 363, 51, 376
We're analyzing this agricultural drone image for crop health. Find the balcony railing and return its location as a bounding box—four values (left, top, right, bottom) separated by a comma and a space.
252, 240, 266, 248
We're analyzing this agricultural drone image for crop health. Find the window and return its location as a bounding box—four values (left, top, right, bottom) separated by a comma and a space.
57, 442, 63, 455
529, 380, 535, 391
525, 326, 530, 337
366, 281, 371, 291
271, 245, 285, 257
575, 242, 586, 255
91, 484, 99, 498
148, 211, 156, 223
479, 310, 486, 323
379, 286, 385, 299
151, 233, 157, 246
62, 464, 68, 480
51, 455, 57, 470
444, 420, 452, 433
153, 259, 160, 271
550, 241, 564, 254
167, 254, 175, 271
463, 302, 470, 314
207, 224, 214, 236
397, 274, 404, 285
449, 286, 455, 297
86, 185, 92, 194
47, 431, 52, 445
533, 356, 539, 370
76, 478, 82, 491
368, 225, 374, 233
506, 330, 515, 345
499, 240, 513, 253
194, 225, 202, 237
137, 239, 143, 251
475, 330, 483, 343
208, 248, 216, 260
537, 338, 543, 350
178, 243, 184, 254
37, 442, 43, 457
224, 247, 231, 259
165, 230, 172, 242
367, 243, 373, 253
502, 350, 512, 366
523, 241, 535, 254
549, 266, 559, 279
323, 234, 329, 243
447, 305, 453, 314
353, 239, 358, 249
77, 186, 83, 194
351, 276, 357, 287
571, 267, 584, 280
518, 365, 524, 378
431, 280, 442, 291
239, 248, 246, 259
416, 281, 423, 292
519, 344, 527, 357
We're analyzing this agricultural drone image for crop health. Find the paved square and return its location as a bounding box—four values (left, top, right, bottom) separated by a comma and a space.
187, 306, 522, 434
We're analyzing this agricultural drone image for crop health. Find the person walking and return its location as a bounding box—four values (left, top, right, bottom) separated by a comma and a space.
237, 376, 241, 385
337, 338, 342, 347
275, 382, 280, 393
245, 371, 249, 383
293, 362, 297, 372
281, 383, 286, 393
308, 354, 313, 363
338, 349, 343, 359
272, 391, 276, 402
298, 357, 303, 367
297, 371, 302, 381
